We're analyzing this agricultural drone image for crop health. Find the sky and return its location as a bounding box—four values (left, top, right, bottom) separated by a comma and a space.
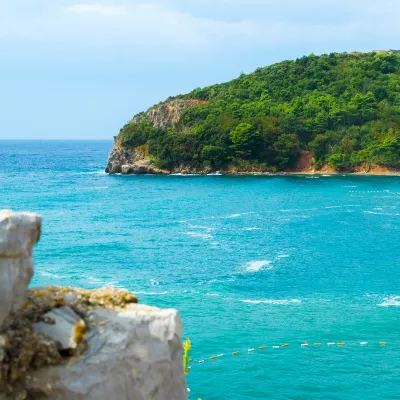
1, 0, 400, 139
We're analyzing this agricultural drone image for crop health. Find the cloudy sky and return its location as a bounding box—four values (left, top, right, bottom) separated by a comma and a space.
1, 0, 399, 139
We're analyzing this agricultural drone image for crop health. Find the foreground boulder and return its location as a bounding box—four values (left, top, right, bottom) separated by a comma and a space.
0, 210, 41, 327
0, 211, 188, 400
25, 305, 186, 399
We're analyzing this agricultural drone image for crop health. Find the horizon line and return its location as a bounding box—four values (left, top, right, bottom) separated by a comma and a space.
0, 139, 113, 141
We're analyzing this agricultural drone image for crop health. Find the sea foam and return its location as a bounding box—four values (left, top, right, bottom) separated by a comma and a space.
184, 232, 213, 239
377, 296, 400, 307
245, 260, 272, 272
241, 299, 301, 305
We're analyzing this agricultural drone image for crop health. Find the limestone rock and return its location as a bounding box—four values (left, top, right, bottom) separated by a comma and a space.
26, 305, 188, 400
132, 99, 207, 130
0, 210, 41, 327
34, 307, 86, 351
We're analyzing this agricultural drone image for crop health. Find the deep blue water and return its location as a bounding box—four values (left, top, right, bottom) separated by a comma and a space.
1, 140, 399, 400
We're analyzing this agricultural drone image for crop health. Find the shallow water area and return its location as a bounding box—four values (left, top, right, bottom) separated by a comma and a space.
1, 140, 399, 400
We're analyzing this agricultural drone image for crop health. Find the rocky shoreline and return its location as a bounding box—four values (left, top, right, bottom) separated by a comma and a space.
0, 210, 187, 400
105, 140, 400, 177
105, 151, 400, 177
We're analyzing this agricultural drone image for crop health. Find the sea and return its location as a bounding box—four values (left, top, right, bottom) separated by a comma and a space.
1, 140, 399, 400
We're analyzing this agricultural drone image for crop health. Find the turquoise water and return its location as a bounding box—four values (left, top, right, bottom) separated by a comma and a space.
1, 140, 399, 400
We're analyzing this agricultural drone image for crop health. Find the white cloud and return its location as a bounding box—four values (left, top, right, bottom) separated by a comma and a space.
68, 4, 127, 16
0, 0, 400, 53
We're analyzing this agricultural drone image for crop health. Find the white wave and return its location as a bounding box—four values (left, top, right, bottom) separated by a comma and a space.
78, 170, 106, 175
343, 186, 357, 188
86, 276, 103, 284
245, 260, 272, 272
243, 227, 261, 231
377, 296, 400, 307
241, 299, 301, 305
39, 271, 65, 279
305, 176, 320, 179
276, 254, 290, 259
325, 206, 341, 209
92, 186, 108, 190
205, 293, 220, 297
184, 232, 213, 239
224, 214, 241, 219
207, 173, 222, 176
222, 212, 255, 219
134, 291, 169, 295
187, 224, 214, 231
364, 211, 400, 216
150, 279, 160, 286
322, 174, 332, 177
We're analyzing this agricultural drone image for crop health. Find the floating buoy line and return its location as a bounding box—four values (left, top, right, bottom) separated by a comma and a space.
185, 340, 389, 369
185, 339, 390, 399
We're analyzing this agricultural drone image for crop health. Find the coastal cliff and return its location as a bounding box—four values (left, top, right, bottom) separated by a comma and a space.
106, 51, 400, 175
0, 210, 188, 400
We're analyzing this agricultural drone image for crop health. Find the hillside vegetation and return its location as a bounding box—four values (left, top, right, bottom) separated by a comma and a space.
117, 51, 400, 172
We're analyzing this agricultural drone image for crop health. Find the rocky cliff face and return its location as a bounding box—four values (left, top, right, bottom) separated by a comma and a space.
132, 99, 207, 130
106, 99, 207, 175
0, 210, 188, 400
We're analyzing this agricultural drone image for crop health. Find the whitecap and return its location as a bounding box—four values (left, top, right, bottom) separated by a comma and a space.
243, 227, 261, 231
377, 296, 400, 307
364, 211, 400, 216
205, 293, 220, 297
245, 260, 272, 272
187, 224, 214, 231
184, 232, 213, 239
276, 254, 290, 259
78, 170, 106, 175
224, 214, 242, 219
134, 291, 169, 296
241, 299, 301, 305
39, 271, 65, 279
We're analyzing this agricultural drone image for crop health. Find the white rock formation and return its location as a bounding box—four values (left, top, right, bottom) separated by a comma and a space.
0, 210, 188, 400
26, 306, 188, 400
0, 210, 41, 326
34, 307, 86, 351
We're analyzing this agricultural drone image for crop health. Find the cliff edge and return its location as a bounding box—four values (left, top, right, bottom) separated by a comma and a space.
0, 210, 188, 400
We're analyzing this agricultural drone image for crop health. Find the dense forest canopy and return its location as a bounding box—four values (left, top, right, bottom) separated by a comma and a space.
117, 51, 400, 172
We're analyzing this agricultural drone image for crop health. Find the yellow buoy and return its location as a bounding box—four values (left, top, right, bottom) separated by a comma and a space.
259, 346, 266, 350
314, 343, 322, 346
282, 344, 289, 347
337, 342, 345, 346
380, 341, 387, 345
232, 351, 239, 355
210, 355, 217, 360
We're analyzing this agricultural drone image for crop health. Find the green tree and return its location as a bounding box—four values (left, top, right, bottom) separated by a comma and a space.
272, 134, 300, 168
327, 153, 351, 171
201, 146, 227, 168
230, 123, 261, 159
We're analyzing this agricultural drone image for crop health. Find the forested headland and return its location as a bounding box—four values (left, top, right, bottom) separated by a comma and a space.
115, 51, 400, 173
